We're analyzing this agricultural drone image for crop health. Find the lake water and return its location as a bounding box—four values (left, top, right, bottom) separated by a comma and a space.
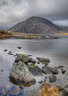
0, 38, 68, 96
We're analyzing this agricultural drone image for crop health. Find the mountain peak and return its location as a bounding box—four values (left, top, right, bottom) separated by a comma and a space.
9, 16, 59, 34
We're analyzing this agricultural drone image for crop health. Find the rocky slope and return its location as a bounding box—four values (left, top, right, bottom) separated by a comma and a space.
9, 16, 59, 34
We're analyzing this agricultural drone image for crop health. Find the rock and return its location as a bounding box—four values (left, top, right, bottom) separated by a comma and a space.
0, 70, 4, 72
28, 55, 32, 57
42, 67, 51, 74
57, 85, 64, 91
8, 51, 13, 55
15, 54, 22, 62
15, 54, 28, 64
8, 51, 12, 54
58, 66, 64, 68
28, 58, 36, 64
28, 66, 42, 76
38, 80, 43, 84
37, 61, 40, 64
32, 60, 36, 64
4, 49, 8, 52
58, 66, 66, 74
42, 66, 58, 74
61, 67, 66, 74
36, 57, 50, 65
21, 55, 28, 64
62, 88, 68, 96
17, 46, 22, 49
10, 61, 36, 86
49, 75, 57, 82
44, 78, 46, 82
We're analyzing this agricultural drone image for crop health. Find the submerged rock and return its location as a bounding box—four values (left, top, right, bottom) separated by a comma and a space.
17, 46, 22, 49
36, 57, 50, 65
8, 51, 13, 55
4, 49, 8, 52
42, 66, 58, 74
10, 60, 36, 86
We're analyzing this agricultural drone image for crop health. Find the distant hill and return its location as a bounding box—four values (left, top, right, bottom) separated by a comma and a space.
58, 26, 68, 32
0, 26, 5, 30
9, 16, 59, 34
0, 25, 11, 31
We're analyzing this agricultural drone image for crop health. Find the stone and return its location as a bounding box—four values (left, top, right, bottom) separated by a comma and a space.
49, 75, 57, 82
62, 88, 68, 96
38, 80, 43, 84
57, 85, 64, 91
61, 67, 66, 74
42, 66, 58, 74
1, 70, 4, 72
17, 46, 22, 49
10, 61, 36, 86
36, 57, 50, 65
28, 58, 36, 64
28, 66, 42, 76
15, 54, 23, 62
58, 66, 66, 74
15, 54, 28, 64
4, 49, 8, 52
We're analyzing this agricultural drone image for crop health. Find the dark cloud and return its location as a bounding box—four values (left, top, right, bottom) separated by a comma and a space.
0, 0, 68, 26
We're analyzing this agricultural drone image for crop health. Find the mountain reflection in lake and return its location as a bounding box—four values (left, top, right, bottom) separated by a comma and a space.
0, 38, 68, 96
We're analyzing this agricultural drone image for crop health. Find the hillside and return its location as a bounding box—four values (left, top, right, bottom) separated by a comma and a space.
9, 16, 59, 34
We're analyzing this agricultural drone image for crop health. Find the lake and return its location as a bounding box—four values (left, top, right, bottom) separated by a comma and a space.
0, 38, 68, 96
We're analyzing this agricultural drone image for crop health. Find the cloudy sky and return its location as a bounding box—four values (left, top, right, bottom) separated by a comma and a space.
0, 0, 68, 26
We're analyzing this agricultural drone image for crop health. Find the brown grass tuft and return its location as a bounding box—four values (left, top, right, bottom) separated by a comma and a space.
38, 84, 59, 96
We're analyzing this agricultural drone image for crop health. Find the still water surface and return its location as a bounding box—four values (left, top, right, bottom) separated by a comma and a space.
0, 38, 68, 95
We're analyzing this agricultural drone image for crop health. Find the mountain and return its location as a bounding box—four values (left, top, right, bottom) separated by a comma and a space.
9, 16, 59, 34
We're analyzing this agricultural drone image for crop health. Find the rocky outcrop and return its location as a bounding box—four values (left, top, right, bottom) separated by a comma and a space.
10, 54, 51, 86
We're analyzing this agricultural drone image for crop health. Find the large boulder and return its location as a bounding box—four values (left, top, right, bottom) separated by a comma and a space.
10, 61, 36, 86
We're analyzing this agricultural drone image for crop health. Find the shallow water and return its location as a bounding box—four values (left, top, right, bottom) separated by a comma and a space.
0, 38, 68, 96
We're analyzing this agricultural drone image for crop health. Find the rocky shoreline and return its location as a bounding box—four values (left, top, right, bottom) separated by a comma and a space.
0, 47, 68, 96
9, 54, 67, 96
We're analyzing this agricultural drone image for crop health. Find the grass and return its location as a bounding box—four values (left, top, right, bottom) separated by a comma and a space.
38, 84, 59, 96
57, 33, 68, 35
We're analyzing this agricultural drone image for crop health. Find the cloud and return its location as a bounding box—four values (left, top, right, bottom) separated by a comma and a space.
0, 0, 68, 26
